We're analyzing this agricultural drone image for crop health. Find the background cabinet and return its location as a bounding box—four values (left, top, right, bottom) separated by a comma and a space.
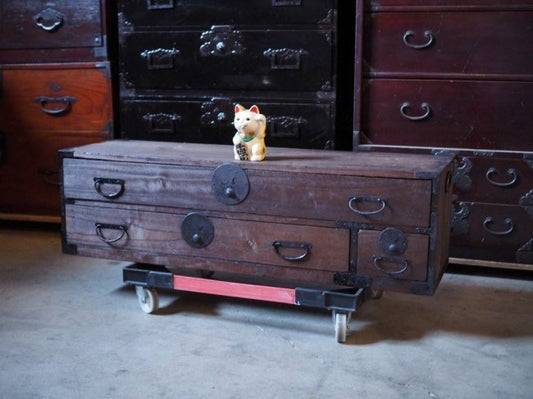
0, 0, 114, 222
355, 0, 533, 269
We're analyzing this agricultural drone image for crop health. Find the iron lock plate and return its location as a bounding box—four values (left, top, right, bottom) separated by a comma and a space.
377, 227, 408, 256
181, 213, 215, 249
211, 163, 250, 205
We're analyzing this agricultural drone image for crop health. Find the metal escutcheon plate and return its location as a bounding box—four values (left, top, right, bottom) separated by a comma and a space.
377, 227, 408, 256
181, 213, 215, 248
211, 163, 250, 205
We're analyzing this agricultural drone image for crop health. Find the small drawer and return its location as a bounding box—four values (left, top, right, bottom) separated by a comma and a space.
64, 203, 350, 272
0, 63, 113, 132
451, 202, 533, 264
119, 0, 334, 28
362, 79, 533, 152
120, 98, 334, 149
453, 155, 533, 204
119, 30, 333, 92
364, 11, 533, 77
356, 229, 429, 282
62, 159, 433, 227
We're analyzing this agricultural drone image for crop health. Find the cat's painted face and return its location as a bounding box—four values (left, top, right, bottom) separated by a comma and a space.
234, 105, 261, 133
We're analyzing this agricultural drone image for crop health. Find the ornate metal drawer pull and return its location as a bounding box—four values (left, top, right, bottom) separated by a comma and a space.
483, 217, 514, 236
372, 256, 409, 275
400, 102, 431, 121
200, 25, 245, 57
348, 196, 387, 215
95, 223, 128, 244
33, 8, 64, 32
272, 241, 312, 262
403, 30, 434, 49
34, 96, 77, 115
94, 178, 125, 199
485, 167, 518, 187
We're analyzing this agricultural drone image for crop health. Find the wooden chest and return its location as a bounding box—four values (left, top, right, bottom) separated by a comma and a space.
61, 141, 454, 295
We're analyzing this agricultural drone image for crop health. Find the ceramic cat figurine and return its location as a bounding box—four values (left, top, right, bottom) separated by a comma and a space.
232, 104, 267, 162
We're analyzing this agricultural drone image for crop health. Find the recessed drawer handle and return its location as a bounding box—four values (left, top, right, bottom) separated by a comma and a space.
485, 167, 518, 187
400, 102, 431, 121
272, 240, 312, 262
34, 96, 78, 115
95, 223, 128, 244
94, 178, 125, 199
372, 256, 409, 275
348, 196, 387, 215
403, 30, 434, 49
483, 217, 514, 236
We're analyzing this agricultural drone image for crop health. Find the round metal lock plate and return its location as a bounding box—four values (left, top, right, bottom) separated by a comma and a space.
378, 227, 408, 256
211, 163, 250, 205
181, 213, 215, 248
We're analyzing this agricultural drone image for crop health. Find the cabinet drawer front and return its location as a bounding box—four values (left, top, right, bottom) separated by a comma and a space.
120, 30, 333, 92
451, 202, 533, 263
357, 229, 429, 281
119, 0, 334, 28
362, 79, 533, 152
0, 64, 112, 132
1, 0, 103, 50
454, 155, 533, 204
366, 1, 533, 10
120, 98, 334, 149
64, 204, 349, 272
365, 12, 533, 77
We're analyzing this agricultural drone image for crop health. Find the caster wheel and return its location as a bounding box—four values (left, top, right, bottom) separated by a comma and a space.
135, 286, 159, 314
334, 312, 349, 343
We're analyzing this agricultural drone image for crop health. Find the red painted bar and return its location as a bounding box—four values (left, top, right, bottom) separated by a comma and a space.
173, 275, 296, 305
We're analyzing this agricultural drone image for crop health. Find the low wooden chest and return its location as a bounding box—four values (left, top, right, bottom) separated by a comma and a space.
61, 141, 454, 295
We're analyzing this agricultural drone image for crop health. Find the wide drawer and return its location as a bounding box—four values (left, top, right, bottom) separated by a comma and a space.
451, 202, 533, 264
119, 0, 334, 28
120, 98, 334, 149
119, 30, 333, 92
0, 131, 106, 217
64, 203, 350, 272
364, 11, 533, 78
362, 79, 533, 152
0, 0, 103, 51
62, 158, 432, 227
454, 155, 533, 204
365, 1, 533, 10
0, 63, 112, 132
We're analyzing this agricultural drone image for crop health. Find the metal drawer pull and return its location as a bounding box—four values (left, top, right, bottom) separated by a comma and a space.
348, 196, 387, 215
483, 217, 514, 236
400, 102, 431, 121
372, 256, 409, 275
38, 168, 60, 186
34, 96, 77, 115
403, 30, 434, 49
95, 223, 128, 244
94, 178, 125, 199
485, 167, 518, 187
272, 241, 312, 262
33, 8, 64, 32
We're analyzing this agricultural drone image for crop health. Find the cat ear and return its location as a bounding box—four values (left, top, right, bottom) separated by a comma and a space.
249, 105, 260, 114
235, 104, 245, 113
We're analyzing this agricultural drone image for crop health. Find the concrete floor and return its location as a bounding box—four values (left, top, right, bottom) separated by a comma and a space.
0, 223, 532, 399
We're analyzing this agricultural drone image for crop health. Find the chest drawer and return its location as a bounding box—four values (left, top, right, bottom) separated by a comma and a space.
0, 63, 112, 132
119, 30, 333, 92
63, 158, 432, 228
1, 0, 103, 51
364, 11, 533, 77
119, 0, 334, 28
362, 79, 533, 152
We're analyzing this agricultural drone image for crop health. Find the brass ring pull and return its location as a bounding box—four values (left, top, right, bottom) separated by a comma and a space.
403, 30, 434, 49
272, 241, 312, 262
400, 102, 431, 121
94, 178, 125, 199
483, 217, 514, 236
34, 96, 77, 115
372, 256, 409, 275
95, 223, 128, 244
485, 167, 518, 187
348, 196, 387, 216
